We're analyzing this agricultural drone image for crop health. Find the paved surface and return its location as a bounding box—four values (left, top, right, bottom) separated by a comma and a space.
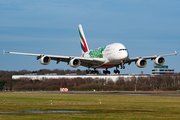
11, 91, 180, 97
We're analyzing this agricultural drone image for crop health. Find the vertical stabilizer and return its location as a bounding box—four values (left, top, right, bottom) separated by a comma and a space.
78, 24, 89, 54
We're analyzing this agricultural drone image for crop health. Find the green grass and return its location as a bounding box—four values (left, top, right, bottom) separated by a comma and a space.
0, 92, 180, 119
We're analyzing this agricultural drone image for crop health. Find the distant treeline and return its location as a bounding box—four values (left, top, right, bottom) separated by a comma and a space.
0, 69, 180, 91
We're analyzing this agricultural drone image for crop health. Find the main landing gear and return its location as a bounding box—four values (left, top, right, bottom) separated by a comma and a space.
86, 61, 126, 75
86, 68, 99, 74
114, 65, 120, 74
103, 68, 110, 74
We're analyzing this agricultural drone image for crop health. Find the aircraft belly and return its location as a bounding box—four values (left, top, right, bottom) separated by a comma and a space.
96, 64, 117, 68
91, 60, 119, 68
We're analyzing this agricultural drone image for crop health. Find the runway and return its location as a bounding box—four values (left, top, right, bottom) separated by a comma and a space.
12, 91, 180, 97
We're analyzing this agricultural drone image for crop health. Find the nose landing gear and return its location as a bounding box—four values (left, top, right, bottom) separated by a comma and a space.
120, 60, 125, 69
113, 61, 126, 74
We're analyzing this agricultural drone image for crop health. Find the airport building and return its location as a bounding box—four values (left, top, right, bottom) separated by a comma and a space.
152, 65, 174, 75
12, 74, 153, 82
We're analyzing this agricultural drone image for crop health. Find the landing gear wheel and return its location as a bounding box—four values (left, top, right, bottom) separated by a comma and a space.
86, 70, 91, 74
114, 70, 120, 74
103, 70, 110, 74
94, 70, 99, 74
86, 69, 99, 74
103, 70, 106, 74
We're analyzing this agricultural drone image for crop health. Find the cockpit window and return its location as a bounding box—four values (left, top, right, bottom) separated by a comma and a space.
119, 49, 127, 51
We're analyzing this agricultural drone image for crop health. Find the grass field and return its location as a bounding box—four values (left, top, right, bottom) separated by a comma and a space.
0, 92, 180, 120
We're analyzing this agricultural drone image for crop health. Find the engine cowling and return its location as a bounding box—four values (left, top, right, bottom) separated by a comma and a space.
154, 56, 165, 66
136, 58, 147, 68
69, 58, 81, 68
40, 56, 51, 65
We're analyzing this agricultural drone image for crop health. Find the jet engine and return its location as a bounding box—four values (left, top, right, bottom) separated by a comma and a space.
40, 56, 51, 65
136, 58, 147, 68
69, 58, 81, 68
154, 56, 165, 66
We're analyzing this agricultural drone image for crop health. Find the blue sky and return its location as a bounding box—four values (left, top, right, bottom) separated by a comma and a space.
1, 0, 180, 74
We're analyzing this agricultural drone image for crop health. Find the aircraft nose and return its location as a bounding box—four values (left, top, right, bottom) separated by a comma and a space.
122, 51, 129, 60
116, 50, 129, 61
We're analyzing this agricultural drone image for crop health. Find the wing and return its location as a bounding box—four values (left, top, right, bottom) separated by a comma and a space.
4, 51, 106, 68
126, 51, 178, 64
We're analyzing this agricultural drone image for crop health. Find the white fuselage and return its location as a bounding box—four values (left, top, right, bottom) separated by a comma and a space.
83, 43, 129, 68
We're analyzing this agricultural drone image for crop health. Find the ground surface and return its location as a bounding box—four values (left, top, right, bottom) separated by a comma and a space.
0, 91, 180, 119
16, 91, 180, 97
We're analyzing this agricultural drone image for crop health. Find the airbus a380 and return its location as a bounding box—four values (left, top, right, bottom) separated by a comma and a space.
4, 24, 178, 74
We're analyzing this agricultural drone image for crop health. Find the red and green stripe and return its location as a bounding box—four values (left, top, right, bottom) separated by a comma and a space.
79, 29, 88, 52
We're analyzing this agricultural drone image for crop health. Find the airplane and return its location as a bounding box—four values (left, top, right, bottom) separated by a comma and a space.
4, 24, 178, 74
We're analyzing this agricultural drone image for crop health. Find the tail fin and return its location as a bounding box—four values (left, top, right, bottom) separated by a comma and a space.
78, 24, 89, 54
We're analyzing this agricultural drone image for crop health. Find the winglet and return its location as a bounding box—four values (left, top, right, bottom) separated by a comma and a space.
175, 51, 178, 55
3, 50, 10, 55
3, 49, 5, 55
